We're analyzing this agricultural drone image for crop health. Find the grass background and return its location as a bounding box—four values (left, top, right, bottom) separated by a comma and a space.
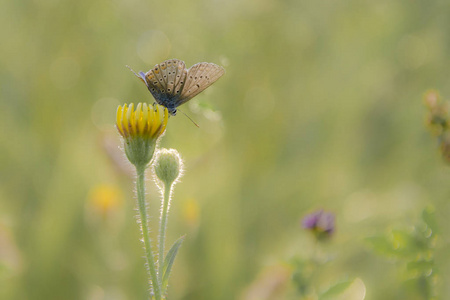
1, 0, 450, 299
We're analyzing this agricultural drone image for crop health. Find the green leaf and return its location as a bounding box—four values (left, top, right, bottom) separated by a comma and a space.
406, 259, 434, 273
365, 235, 398, 257
422, 206, 439, 235
391, 229, 417, 256
319, 279, 353, 299
161, 235, 185, 293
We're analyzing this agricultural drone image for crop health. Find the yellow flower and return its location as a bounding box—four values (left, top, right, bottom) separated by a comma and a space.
183, 198, 200, 229
86, 184, 123, 223
88, 184, 123, 216
116, 103, 168, 139
116, 103, 168, 168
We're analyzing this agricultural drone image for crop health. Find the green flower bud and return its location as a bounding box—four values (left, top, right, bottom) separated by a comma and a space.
154, 148, 183, 186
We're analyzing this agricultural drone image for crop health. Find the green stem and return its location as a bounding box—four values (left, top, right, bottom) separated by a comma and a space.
136, 166, 161, 300
158, 183, 172, 284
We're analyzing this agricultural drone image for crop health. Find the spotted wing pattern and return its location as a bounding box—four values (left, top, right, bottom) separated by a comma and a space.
140, 65, 166, 97
173, 61, 188, 96
176, 62, 225, 105
140, 60, 180, 96
133, 59, 224, 112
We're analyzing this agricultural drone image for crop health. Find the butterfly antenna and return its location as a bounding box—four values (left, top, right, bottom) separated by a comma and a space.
126, 65, 140, 78
178, 109, 200, 128
126, 65, 148, 86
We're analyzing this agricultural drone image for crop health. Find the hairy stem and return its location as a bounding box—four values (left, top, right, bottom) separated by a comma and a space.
158, 183, 172, 284
136, 166, 161, 300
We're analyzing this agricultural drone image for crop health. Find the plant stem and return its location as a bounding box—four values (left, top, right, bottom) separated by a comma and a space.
158, 183, 172, 283
136, 166, 161, 300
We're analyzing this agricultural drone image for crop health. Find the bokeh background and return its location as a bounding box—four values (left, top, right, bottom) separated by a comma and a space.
1, 0, 450, 299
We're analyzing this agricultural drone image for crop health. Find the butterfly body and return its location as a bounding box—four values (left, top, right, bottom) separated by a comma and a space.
132, 59, 225, 116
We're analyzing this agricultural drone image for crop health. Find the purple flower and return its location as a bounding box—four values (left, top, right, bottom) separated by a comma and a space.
302, 210, 335, 239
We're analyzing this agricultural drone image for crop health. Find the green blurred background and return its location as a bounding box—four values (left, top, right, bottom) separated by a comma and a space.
1, 0, 450, 299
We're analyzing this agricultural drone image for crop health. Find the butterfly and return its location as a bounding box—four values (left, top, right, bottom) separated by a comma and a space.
128, 59, 225, 116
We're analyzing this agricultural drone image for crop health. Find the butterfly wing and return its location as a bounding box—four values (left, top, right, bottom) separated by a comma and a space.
173, 60, 187, 96
141, 68, 166, 101
161, 59, 178, 94
176, 62, 225, 105
152, 62, 167, 90
133, 60, 224, 113
142, 59, 188, 100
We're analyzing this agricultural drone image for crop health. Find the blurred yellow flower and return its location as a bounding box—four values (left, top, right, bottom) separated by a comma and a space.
183, 198, 200, 228
116, 103, 168, 139
87, 184, 123, 218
